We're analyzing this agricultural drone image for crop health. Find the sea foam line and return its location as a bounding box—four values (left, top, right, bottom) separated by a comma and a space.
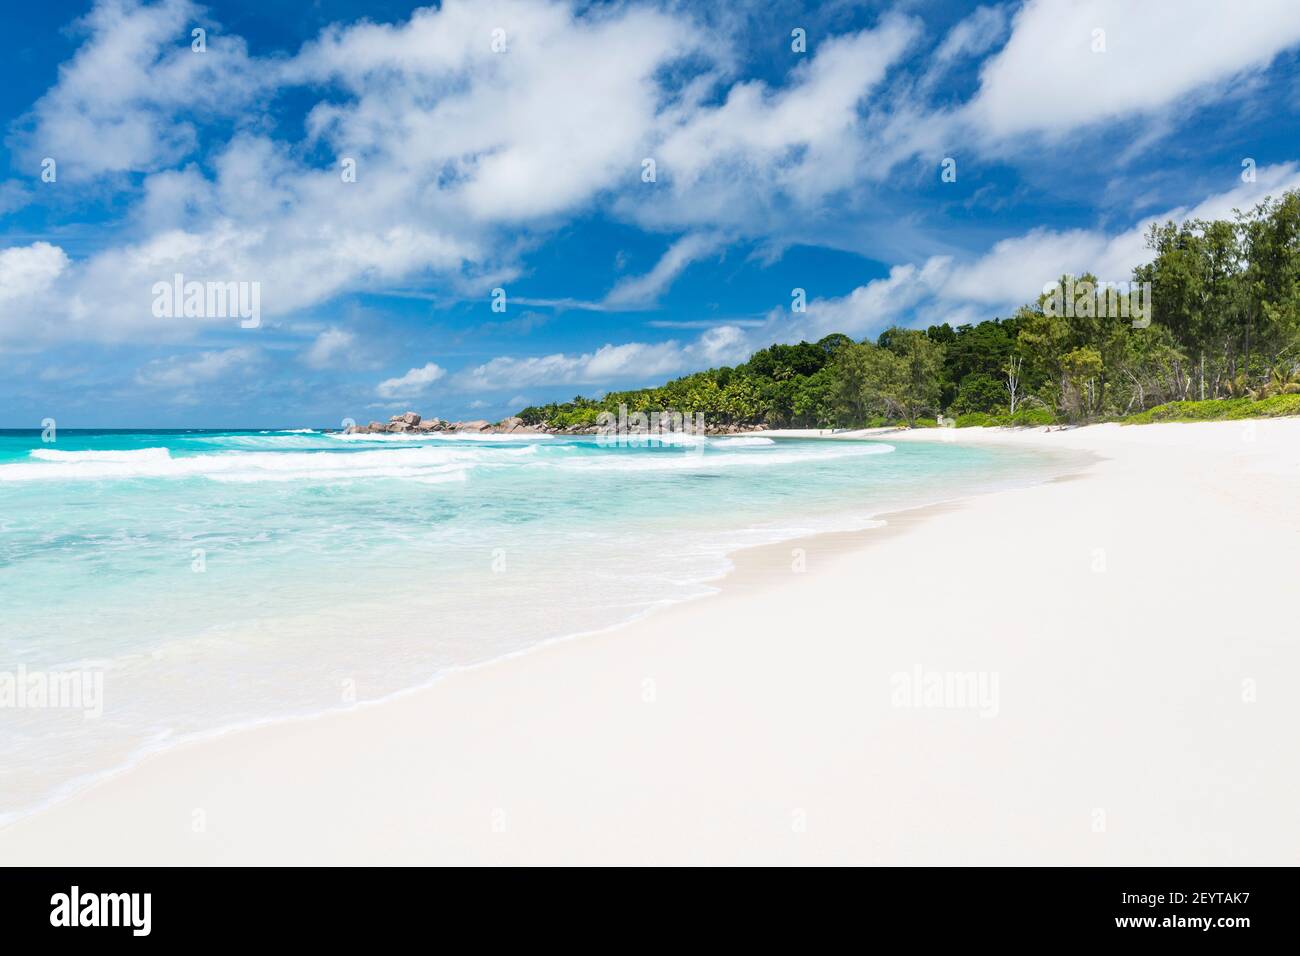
6, 444, 536, 482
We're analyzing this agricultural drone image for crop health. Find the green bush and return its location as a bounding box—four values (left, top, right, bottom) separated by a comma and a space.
1124, 395, 1300, 424
1002, 407, 1055, 426
954, 412, 996, 428
550, 406, 602, 428
1124, 398, 1248, 423
1252, 394, 1300, 417
953, 407, 1055, 428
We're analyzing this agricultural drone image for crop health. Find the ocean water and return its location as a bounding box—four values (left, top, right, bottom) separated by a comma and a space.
0, 428, 1080, 820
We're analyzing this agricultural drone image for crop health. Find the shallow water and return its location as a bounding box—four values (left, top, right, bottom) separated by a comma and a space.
0, 428, 1081, 820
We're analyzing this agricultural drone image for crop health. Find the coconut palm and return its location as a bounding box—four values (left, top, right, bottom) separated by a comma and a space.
1249, 363, 1300, 399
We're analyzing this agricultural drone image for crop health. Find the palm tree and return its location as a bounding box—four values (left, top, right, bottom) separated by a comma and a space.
1248, 363, 1300, 399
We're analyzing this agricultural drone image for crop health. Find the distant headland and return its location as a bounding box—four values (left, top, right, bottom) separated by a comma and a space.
344, 410, 768, 436
346, 412, 537, 435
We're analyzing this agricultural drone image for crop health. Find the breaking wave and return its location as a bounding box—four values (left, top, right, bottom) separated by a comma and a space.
5, 444, 537, 483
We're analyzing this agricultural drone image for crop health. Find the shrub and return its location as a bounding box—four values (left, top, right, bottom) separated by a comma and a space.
954, 412, 997, 428
1002, 407, 1055, 426
953, 407, 1055, 428
1124, 395, 1300, 424
549, 406, 602, 428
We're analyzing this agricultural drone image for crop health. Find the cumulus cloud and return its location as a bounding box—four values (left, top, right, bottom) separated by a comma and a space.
456, 342, 688, 390
781, 161, 1300, 342
0, 0, 708, 355
286, 0, 703, 222
936, 161, 1300, 307
0, 0, 705, 346
302, 328, 357, 368
967, 0, 1300, 139
628, 15, 922, 229
134, 346, 260, 390
453, 322, 757, 391
2, 145, 480, 347
0, 242, 69, 307
7, 0, 1300, 409
456, 161, 1300, 394
376, 362, 446, 398
8, 0, 262, 178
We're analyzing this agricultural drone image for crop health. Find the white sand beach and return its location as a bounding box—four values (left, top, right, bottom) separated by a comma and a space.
2, 419, 1297, 865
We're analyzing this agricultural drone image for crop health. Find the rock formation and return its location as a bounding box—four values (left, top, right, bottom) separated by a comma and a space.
342, 411, 767, 436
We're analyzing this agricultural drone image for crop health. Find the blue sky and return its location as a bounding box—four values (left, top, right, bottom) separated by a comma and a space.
3, 0, 1300, 426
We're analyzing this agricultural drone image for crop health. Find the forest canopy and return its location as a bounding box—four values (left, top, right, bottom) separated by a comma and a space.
519, 192, 1300, 429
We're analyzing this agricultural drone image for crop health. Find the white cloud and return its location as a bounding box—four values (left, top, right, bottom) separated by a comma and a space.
134, 346, 260, 390
11, 0, 261, 178
796, 161, 1300, 339
602, 232, 726, 308
1, 0, 706, 345
939, 161, 1300, 307
453, 321, 758, 391
8, 0, 1300, 381
931, 5, 1009, 69
0, 241, 72, 348
631, 15, 922, 228
477, 162, 1300, 392
302, 328, 356, 368
0, 242, 69, 307
771, 259, 954, 344
285, 0, 701, 222
4, 139, 480, 345
456, 341, 687, 390
376, 362, 446, 398
968, 0, 1300, 139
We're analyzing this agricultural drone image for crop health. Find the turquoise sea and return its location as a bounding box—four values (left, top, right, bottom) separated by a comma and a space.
0, 428, 1079, 820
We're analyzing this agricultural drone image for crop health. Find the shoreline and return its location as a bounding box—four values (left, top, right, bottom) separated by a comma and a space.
3, 420, 1297, 864
0, 433, 1076, 831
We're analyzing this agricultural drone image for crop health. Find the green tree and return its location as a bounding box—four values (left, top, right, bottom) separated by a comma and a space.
882, 328, 946, 424
1060, 346, 1104, 421
830, 341, 898, 425
950, 372, 1005, 414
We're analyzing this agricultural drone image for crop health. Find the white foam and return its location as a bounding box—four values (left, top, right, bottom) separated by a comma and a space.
553, 443, 894, 472
412, 471, 470, 485
325, 432, 431, 442
189, 434, 333, 449
29, 448, 173, 463
326, 431, 553, 443
7, 437, 889, 482
646, 431, 706, 446
208, 464, 472, 484
4, 445, 532, 483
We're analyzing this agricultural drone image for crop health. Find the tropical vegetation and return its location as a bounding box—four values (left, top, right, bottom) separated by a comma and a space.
518, 192, 1300, 428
